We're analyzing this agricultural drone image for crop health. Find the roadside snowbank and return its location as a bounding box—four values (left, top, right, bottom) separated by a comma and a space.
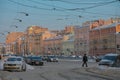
0, 60, 4, 70
26, 63, 34, 70
98, 65, 120, 70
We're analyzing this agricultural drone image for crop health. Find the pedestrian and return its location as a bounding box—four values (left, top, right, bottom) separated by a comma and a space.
82, 54, 88, 67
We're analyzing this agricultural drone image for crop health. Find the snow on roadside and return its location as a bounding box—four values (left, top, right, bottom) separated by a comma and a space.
26, 63, 34, 70
98, 65, 120, 71
0, 60, 4, 70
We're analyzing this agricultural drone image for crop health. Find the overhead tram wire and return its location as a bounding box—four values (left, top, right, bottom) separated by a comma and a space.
26, 0, 79, 18
7, 0, 64, 11
27, 0, 66, 10
7, 0, 119, 17
26, 0, 118, 13
39, 0, 118, 11
66, 0, 117, 10
8, 0, 118, 11
29, 0, 119, 16
44, 0, 117, 5
80, 11, 120, 17
28, 0, 119, 17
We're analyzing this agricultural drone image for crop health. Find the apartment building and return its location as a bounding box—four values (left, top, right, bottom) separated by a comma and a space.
89, 22, 120, 56
74, 25, 90, 56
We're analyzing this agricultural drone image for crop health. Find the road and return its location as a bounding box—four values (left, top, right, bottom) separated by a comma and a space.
0, 60, 120, 80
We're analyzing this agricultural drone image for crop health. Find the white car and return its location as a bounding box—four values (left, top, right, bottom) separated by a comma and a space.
46, 55, 58, 62
3, 56, 26, 71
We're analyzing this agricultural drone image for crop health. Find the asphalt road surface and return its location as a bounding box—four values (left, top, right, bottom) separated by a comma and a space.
0, 60, 119, 80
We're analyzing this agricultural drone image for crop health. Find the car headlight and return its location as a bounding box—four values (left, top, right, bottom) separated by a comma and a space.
4, 64, 8, 66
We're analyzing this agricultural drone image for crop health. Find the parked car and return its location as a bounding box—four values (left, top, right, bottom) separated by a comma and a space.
42, 55, 48, 61
99, 53, 120, 67
46, 55, 58, 62
95, 55, 104, 62
25, 56, 44, 66
3, 56, 26, 71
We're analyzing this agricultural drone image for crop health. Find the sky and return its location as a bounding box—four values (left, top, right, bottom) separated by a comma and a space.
0, 0, 120, 42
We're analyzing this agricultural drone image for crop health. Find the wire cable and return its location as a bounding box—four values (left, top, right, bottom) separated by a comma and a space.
7, 0, 120, 17
44, 0, 117, 4
66, 0, 117, 10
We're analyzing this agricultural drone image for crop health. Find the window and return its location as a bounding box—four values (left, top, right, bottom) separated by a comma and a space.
117, 45, 120, 49
103, 45, 107, 50
103, 39, 107, 44
94, 46, 97, 50
93, 40, 97, 44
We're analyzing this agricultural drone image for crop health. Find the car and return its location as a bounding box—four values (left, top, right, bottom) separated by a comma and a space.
95, 55, 104, 62
3, 56, 26, 71
46, 55, 58, 62
42, 55, 48, 61
24, 56, 44, 66
99, 53, 120, 67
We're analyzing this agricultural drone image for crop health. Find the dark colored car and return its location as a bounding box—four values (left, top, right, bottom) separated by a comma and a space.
99, 53, 120, 67
95, 55, 104, 62
25, 56, 44, 66
46, 55, 58, 62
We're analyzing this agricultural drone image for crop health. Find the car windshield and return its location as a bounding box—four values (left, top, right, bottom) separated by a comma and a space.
17, 58, 22, 61
31, 57, 42, 60
103, 56, 116, 61
7, 57, 22, 61
48, 56, 56, 58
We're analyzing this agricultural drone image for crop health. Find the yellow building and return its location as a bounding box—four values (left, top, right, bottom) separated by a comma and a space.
25, 26, 56, 55
44, 35, 63, 55
6, 32, 24, 54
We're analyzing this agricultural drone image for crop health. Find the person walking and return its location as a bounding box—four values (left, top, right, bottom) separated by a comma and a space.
82, 54, 88, 67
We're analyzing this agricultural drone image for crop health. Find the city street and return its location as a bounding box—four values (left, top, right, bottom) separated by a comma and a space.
0, 60, 120, 80
0, 1, 120, 80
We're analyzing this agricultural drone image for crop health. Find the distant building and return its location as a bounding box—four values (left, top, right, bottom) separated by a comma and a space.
74, 25, 90, 56
24, 26, 55, 55
5, 32, 24, 54
51, 26, 74, 35
0, 43, 6, 54
89, 22, 120, 56
62, 33, 74, 56
44, 35, 63, 55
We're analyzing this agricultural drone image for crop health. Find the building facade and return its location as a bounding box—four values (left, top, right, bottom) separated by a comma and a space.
44, 35, 63, 55
89, 23, 120, 56
74, 25, 90, 56
62, 33, 74, 56
6, 32, 24, 54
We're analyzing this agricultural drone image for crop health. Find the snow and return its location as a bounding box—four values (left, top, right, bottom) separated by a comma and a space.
98, 65, 120, 70
26, 64, 34, 70
0, 60, 4, 70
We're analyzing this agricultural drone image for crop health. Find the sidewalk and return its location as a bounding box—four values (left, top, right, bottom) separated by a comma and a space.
85, 66, 120, 79
71, 65, 120, 80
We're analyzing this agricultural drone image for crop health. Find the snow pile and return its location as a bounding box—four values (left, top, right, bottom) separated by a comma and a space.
26, 64, 35, 70
0, 60, 4, 70
98, 65, 120, 70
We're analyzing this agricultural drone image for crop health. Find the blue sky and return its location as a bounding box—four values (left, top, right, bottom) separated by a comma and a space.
0, 0, 120, 42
